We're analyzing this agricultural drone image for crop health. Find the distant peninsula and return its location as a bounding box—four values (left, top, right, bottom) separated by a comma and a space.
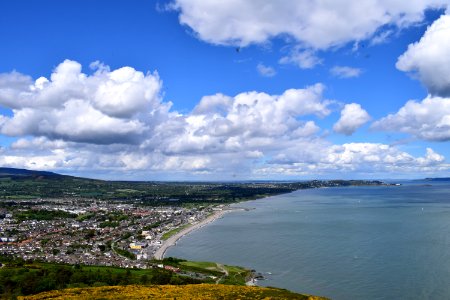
0, 167, 389, 205
424, 177, 450, 181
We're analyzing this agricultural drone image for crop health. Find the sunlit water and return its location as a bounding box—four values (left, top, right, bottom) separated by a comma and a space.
167, 181, 450, 299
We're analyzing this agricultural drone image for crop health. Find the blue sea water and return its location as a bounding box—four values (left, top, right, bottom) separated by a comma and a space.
166, 181, 450, 299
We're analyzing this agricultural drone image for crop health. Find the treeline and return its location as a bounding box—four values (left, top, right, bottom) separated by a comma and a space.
113, 248, 136, 260
0, 257, 202, 299
14, 210, 77, 222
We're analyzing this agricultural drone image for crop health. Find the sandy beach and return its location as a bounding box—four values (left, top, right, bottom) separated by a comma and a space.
153, 209, 232, 260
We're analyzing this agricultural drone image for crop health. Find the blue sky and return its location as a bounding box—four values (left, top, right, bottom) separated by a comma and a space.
0, 0, 449, 180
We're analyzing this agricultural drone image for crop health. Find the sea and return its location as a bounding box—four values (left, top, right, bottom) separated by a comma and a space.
166, 180, 450, 299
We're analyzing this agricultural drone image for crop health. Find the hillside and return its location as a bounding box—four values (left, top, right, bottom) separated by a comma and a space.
18, 284, 328, 300
0, 167, 66, 179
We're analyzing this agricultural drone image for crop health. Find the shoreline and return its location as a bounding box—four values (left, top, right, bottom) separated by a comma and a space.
153, 208, 235, 260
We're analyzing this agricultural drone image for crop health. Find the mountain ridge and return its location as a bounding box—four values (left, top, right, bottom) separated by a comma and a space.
0, 167, 67, 179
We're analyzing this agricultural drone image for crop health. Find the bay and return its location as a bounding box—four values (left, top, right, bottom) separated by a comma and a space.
166, 181, 450, 299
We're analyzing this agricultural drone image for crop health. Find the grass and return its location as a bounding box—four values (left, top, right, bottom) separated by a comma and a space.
223, 265, 246, 273
220, 265, 250, 285
179, 261, 218, 270
161, 224, 191, 240
178, 261, 250, 285
115, 189, 140, 193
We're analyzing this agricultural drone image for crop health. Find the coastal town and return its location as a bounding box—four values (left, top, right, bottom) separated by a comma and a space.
0, 172, 393, 298
0, 173, 388, 268
0, 197, 228, 268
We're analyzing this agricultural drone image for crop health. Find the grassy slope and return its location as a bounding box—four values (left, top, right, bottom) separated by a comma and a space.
178, 261, 249, 285
18, 284, 329, 300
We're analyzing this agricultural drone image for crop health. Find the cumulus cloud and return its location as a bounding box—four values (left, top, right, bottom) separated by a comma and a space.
1, 135, 447, 179
372, 96, 450, 141
396, 14, 450, 97
333, 103, 371, 135
375, 14, 450, 143
0, 72, 32, 107
0, 60, 169, 145
0, 60, 335, 176
330, 66, 363, 78
155, 83, 332, 155
170, 0, 448, 49
260, 142, 447, 176
0, 60, 448, 178
256, 63, 276, 77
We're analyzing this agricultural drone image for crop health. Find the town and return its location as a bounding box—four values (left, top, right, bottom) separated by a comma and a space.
0, 197, 218, 268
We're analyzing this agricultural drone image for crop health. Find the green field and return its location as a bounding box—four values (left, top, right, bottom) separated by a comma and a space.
179, 261, 250, 285
161, 224, 191, 240
179, 261, 218, 269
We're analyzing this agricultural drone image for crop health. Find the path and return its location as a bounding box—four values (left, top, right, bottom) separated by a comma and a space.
215, 263, 228, 284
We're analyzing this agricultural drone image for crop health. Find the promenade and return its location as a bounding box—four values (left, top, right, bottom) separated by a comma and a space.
153, 209, 230, 260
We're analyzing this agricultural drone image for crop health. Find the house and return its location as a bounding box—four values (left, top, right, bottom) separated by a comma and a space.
164, 265, 180, 273
129, 242, 148, 250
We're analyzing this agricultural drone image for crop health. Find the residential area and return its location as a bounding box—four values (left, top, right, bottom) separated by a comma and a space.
0, 198, 215, 268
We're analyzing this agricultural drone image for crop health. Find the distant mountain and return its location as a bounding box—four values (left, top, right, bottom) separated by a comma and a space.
0, 167, 67, 179
424, 177, 450, 181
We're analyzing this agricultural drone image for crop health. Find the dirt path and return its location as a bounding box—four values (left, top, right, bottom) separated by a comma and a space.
215, 263, 228, 284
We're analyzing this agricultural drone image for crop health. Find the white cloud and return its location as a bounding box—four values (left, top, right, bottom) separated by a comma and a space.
171, 0, 448, 49
325, 144, 445, 170
192, 93, 233, 115
2, 136, 447, 179
11, 137, 68, 150
0, 61, 335, 176
333, 103, 371, 135
0, 60, 448, 178
370, 29, 394, 45
376, 15, 450, 143
330, 66, 363, 78
397, 14, 450, 97
292, 121, 320, 138
260, 142, 447, 176
154, 83, 331, 155
372, 96, 450, 141
0, 60, 169, 145
256, 63, 276, 77
279, 48, 322, 69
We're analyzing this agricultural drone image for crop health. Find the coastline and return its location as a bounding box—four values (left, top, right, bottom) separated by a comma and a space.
153, 208, 234, 260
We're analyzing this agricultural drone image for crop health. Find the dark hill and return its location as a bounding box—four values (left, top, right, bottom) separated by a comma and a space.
0, 167, 66, 179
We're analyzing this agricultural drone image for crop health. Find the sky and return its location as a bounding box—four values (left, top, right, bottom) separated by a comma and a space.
0, 0, 450, 180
